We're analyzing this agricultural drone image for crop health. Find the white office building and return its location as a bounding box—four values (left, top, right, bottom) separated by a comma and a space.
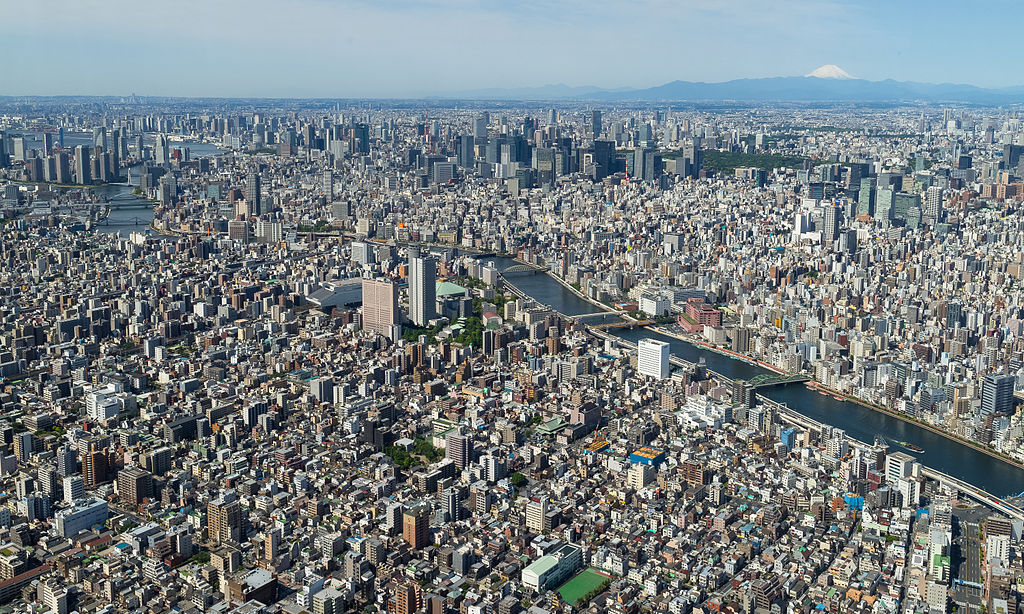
55, 497, 109, 537
409, 256, 436, 326
638, 339, 670, 379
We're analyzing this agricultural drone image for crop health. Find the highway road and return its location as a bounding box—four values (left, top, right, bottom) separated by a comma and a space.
953, 510, 989, 613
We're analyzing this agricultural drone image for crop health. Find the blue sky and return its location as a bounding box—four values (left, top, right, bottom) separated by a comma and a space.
5, 0, 1021, 97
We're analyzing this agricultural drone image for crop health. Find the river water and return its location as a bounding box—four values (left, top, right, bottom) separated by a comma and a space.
32, 136, 225, 236
486, 256, 1024, 495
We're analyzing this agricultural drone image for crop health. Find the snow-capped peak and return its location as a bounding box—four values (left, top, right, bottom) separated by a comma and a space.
805, 65, 855, 79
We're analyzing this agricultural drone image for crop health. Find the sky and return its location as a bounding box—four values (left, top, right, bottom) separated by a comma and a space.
5, 0, 1022, 98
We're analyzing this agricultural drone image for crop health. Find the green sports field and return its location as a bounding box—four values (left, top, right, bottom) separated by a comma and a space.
558, 568, 612, 605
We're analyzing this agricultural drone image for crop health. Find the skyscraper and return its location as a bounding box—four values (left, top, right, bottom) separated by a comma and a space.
591, 110, 602, 138
445, 430, 472, 469
458, 135, 475, 168
323, 170, 333, 200
473, 115, 488, 140
638, 339, 670, 379
117, 466, 153, 505
362, 279, 398, 338
74, 146, 91, 185
822, 205, 841, 242
246, 172, 262, 216
525, 496, 549, 533
154, 134, 169, 164
82, 444, 108, 488
981, 373, 1015, 417
403, 506, 429, 549
408, 256, 436, 327
925, 186, 944, 222
208, 490, 243, 543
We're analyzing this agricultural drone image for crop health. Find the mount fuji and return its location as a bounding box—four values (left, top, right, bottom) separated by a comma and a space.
805, 65, 855, 79
443, 66, 1024, 104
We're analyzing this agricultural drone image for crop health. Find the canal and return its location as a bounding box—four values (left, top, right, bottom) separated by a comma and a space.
484, 256, 1024, 495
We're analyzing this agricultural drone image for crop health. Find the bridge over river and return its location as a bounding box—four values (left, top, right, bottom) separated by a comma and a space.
485, 254, 1024, 498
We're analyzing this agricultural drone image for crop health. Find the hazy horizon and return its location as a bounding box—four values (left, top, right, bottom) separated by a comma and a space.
7, 0, 1024, 98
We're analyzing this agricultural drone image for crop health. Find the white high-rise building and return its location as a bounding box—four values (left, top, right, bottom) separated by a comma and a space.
638, 339, 670, 379
628, 463, 655, 489
362, 278, 398, 338
63, 475, 85, 504
408, 256, 436, 327
525, 496, 548, 533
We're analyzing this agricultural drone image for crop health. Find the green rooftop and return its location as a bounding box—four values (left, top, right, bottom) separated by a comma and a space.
436, 281, 468, 297
537, 417, 566, 435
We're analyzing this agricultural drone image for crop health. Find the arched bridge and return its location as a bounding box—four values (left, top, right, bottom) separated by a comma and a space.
589, 319, 652, 330
745, 372, 810, 388
500, 263, 548, 276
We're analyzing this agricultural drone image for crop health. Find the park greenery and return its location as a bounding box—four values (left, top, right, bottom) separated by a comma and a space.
663, 149, 807, 174
384, 438, 444, 469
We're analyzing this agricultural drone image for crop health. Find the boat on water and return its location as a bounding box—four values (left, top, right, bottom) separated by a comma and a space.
898, 441, 924, 453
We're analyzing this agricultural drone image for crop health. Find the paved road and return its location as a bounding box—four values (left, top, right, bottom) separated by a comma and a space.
953, 508, 990, 613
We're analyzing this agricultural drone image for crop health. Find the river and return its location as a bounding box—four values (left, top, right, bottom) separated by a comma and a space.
484, 256, 1024, 495
87, 184, 157, 235
14, 130, 224, 236
12, 131, 225, 159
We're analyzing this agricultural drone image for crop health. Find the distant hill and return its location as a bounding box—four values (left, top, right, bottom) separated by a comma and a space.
595, 76, 1024, 103
441, 76, 1024, 104
445, 83, 627, 100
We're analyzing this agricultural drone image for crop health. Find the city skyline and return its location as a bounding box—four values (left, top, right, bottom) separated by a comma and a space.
6, 0, 1024, 98
4, 2, 1024, 611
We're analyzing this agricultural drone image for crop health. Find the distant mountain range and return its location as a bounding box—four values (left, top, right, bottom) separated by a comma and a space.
448, 83, 631, 100
443, 70, 1024, 104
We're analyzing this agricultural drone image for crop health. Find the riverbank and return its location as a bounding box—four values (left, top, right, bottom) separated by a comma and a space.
803, 380, 1024, 471
761, 395, 1024, 518
498, 265, 1024, 493
651, 325, 1024, 472
529, 264, 625, 316
651, 326, 788, 374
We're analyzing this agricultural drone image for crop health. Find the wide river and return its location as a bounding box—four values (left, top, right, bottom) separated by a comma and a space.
484, 256, 1024, 495
26, 134, 226, 235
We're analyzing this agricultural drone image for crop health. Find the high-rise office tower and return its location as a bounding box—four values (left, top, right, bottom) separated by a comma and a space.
924, 186, 943, 222
445, 430, 472, 469
55, 152, 70, 184
473, 116, 488, 139
362, 279, 398, 338
638, 338, 670, 379
92, 126, 107, 150
208, 490, 243, 543
323, 170, 333, 200
154, 134, 169, 164
403, 506, 429, 549
592, 140, 615, 180
246, 172, 261, 216
117, 466, 153, 505
874, 188, 894, 223
591, 110, 602, 138
525, 496, 549, 533
458, 135, 475, 168
12, 137, 26, 162
408, 256, 436, 327
822, 205, 841, 242
74, 146, 91, 185
981, 373, 1015, 416
62, 475, 84, 504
